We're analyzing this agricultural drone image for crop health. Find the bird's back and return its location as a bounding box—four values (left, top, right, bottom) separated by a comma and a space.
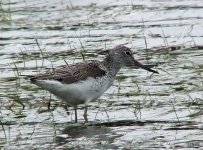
30, 60, 107, 85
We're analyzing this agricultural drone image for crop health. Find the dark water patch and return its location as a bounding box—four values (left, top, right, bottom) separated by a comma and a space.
44, 25, 64, 30
116, 75, 128, 81
165, 125, 202, 130
71, 22, 96, 27
0, 121, 16, 126
191, 45, 203, 49
56, 124, 119, 149
0, 43, 9, 46
149, 44, 183, 53
60, 124, 109, 138
124, 91, 169, 97
14, 114, 27, 119
173, 86, 185, 91
96, 4, 203, 11
164, 6, 203, 9
183, 140, 203, 149
0, 37, 13, 40
87, 119, 195, 127
188, 110, 203, 118
0, 26, 30, 31
173, 140, 203, 149
1, 77, 18, 82
123, 23, 182, 28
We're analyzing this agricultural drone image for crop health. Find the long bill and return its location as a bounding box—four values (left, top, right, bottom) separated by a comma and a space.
132, 58, 159, 74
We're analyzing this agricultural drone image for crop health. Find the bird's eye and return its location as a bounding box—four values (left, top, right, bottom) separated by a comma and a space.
125, 51, 131, 56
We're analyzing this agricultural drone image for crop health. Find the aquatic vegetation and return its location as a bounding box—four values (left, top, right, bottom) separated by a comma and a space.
0, 0, 203, 149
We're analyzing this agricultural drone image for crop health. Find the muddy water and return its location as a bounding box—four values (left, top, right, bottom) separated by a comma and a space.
0, 0, 203, 149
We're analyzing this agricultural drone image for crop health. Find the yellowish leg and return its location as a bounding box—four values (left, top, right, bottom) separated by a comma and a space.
83, 105, 88, 123
74, 107, 77, 123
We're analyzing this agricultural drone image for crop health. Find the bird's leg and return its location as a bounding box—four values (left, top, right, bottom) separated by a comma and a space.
83, 105, 88, 123
47, 99, 51, 110
74, 107, 77, 123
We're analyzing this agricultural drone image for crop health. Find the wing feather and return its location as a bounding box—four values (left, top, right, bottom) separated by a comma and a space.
30, 60, 106, 84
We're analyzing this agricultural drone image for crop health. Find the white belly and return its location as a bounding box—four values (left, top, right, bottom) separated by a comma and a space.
34, 76, 114, 106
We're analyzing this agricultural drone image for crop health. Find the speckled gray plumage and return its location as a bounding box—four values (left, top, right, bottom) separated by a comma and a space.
30, 60, 107, 84
30, 45, 138, 84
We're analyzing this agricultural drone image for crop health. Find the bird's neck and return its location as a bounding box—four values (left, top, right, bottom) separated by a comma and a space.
102, 55, 122, 77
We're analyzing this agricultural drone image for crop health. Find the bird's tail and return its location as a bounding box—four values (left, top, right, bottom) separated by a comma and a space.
20, 74, 36, 83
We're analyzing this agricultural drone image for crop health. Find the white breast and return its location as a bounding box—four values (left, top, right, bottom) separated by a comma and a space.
34, 76, 114, 106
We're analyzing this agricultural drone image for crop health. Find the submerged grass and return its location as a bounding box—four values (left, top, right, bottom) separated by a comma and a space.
75, 32, 86, 61
0, 0, 12, 23
7, 61, 25, 109
0, 1, 203, 148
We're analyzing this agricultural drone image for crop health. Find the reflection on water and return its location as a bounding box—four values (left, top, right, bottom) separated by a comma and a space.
56, 125, 117, 149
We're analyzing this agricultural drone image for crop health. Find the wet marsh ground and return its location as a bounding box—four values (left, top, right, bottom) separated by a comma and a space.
0, 0, 203, 149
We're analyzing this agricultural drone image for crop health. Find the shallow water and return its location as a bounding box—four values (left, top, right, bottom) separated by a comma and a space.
0, 0, 203, 149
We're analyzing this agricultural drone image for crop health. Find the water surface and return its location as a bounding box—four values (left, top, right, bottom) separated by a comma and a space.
0, 0, 203, 149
